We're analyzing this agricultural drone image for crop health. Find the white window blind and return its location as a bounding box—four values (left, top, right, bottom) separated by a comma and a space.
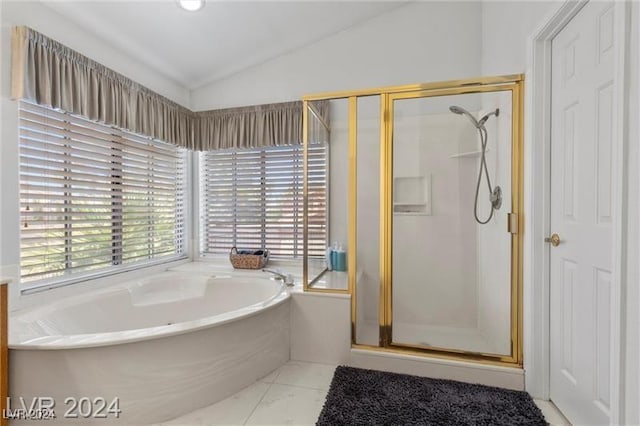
200, 144, 327, 258
19, 101, 188, 284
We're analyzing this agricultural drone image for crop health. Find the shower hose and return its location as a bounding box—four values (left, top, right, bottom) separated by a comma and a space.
474, 125, 498, 225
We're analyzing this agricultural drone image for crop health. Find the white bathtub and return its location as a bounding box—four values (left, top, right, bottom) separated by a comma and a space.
9, 269, 291, 424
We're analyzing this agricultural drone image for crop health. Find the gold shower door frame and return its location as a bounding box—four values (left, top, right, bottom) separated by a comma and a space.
302, 74, 524, 367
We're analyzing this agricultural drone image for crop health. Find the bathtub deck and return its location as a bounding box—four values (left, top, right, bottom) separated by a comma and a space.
160, 361, 570, 426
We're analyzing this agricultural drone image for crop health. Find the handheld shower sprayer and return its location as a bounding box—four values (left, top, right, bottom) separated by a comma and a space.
449, 105, 479, 128
449, 105, 501, 224
449, 106, 499, 129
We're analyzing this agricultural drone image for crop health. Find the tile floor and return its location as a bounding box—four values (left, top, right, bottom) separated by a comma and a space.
162, 361, 571, 425
162, 361, 334, 425
535, 399, 572, 426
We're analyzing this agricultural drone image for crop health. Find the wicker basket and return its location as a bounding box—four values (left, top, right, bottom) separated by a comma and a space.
229, 247, 269, 269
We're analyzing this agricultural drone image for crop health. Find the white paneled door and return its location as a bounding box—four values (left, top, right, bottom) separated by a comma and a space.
549, 1, 618, 425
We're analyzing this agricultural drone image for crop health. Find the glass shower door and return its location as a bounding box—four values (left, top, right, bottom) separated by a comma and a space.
389, 90, 515, 357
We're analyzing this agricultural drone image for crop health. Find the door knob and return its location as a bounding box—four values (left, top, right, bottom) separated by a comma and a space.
545, 233, 561, 247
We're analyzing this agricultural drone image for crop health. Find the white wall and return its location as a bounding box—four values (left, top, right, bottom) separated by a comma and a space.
191, 1, 483, 110
481, 1, 557, 76
0, 1, 191, 308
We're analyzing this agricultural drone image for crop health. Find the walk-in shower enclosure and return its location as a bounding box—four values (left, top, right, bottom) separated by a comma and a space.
302, 75, 524, 366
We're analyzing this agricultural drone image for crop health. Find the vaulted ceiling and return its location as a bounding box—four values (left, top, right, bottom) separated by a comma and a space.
42, 1, 407, 91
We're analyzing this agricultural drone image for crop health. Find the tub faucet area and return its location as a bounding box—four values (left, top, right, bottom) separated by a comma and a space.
262, 269, 295, 286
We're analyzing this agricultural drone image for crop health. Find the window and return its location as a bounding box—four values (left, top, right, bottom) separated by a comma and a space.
199, 144, 327, 258
19, 101, 188, 285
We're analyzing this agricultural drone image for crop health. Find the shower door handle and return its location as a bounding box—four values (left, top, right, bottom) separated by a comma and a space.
545, 233, 561, 247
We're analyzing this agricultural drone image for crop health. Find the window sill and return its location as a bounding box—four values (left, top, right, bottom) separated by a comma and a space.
194, 255, 303, 280
197, 254, 302, 269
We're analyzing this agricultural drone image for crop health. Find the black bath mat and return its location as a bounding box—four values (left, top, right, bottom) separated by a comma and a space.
317, 366, 547, 425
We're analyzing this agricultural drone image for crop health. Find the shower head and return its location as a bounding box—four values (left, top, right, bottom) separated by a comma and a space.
448, 105, 466, 115
449, 106, 500, 129
449, 105, 479, 128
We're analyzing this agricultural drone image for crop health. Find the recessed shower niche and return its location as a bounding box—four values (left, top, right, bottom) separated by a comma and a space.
393, 175, 431, 215
303, 75, 523, 366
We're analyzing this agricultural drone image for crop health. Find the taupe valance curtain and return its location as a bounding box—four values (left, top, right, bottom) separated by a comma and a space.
11, 26, 194, 149
11, 26, 324, 151
194, 102, 303, 150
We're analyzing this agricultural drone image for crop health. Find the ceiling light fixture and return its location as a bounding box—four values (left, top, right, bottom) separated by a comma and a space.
178, 0, 205, 12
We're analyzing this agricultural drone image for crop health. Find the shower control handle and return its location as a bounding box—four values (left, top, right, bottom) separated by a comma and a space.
545, 233, 561, 247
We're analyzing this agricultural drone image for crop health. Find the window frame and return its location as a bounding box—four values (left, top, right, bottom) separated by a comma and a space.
18, 102, 191, 294
198, 143, 328, 260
